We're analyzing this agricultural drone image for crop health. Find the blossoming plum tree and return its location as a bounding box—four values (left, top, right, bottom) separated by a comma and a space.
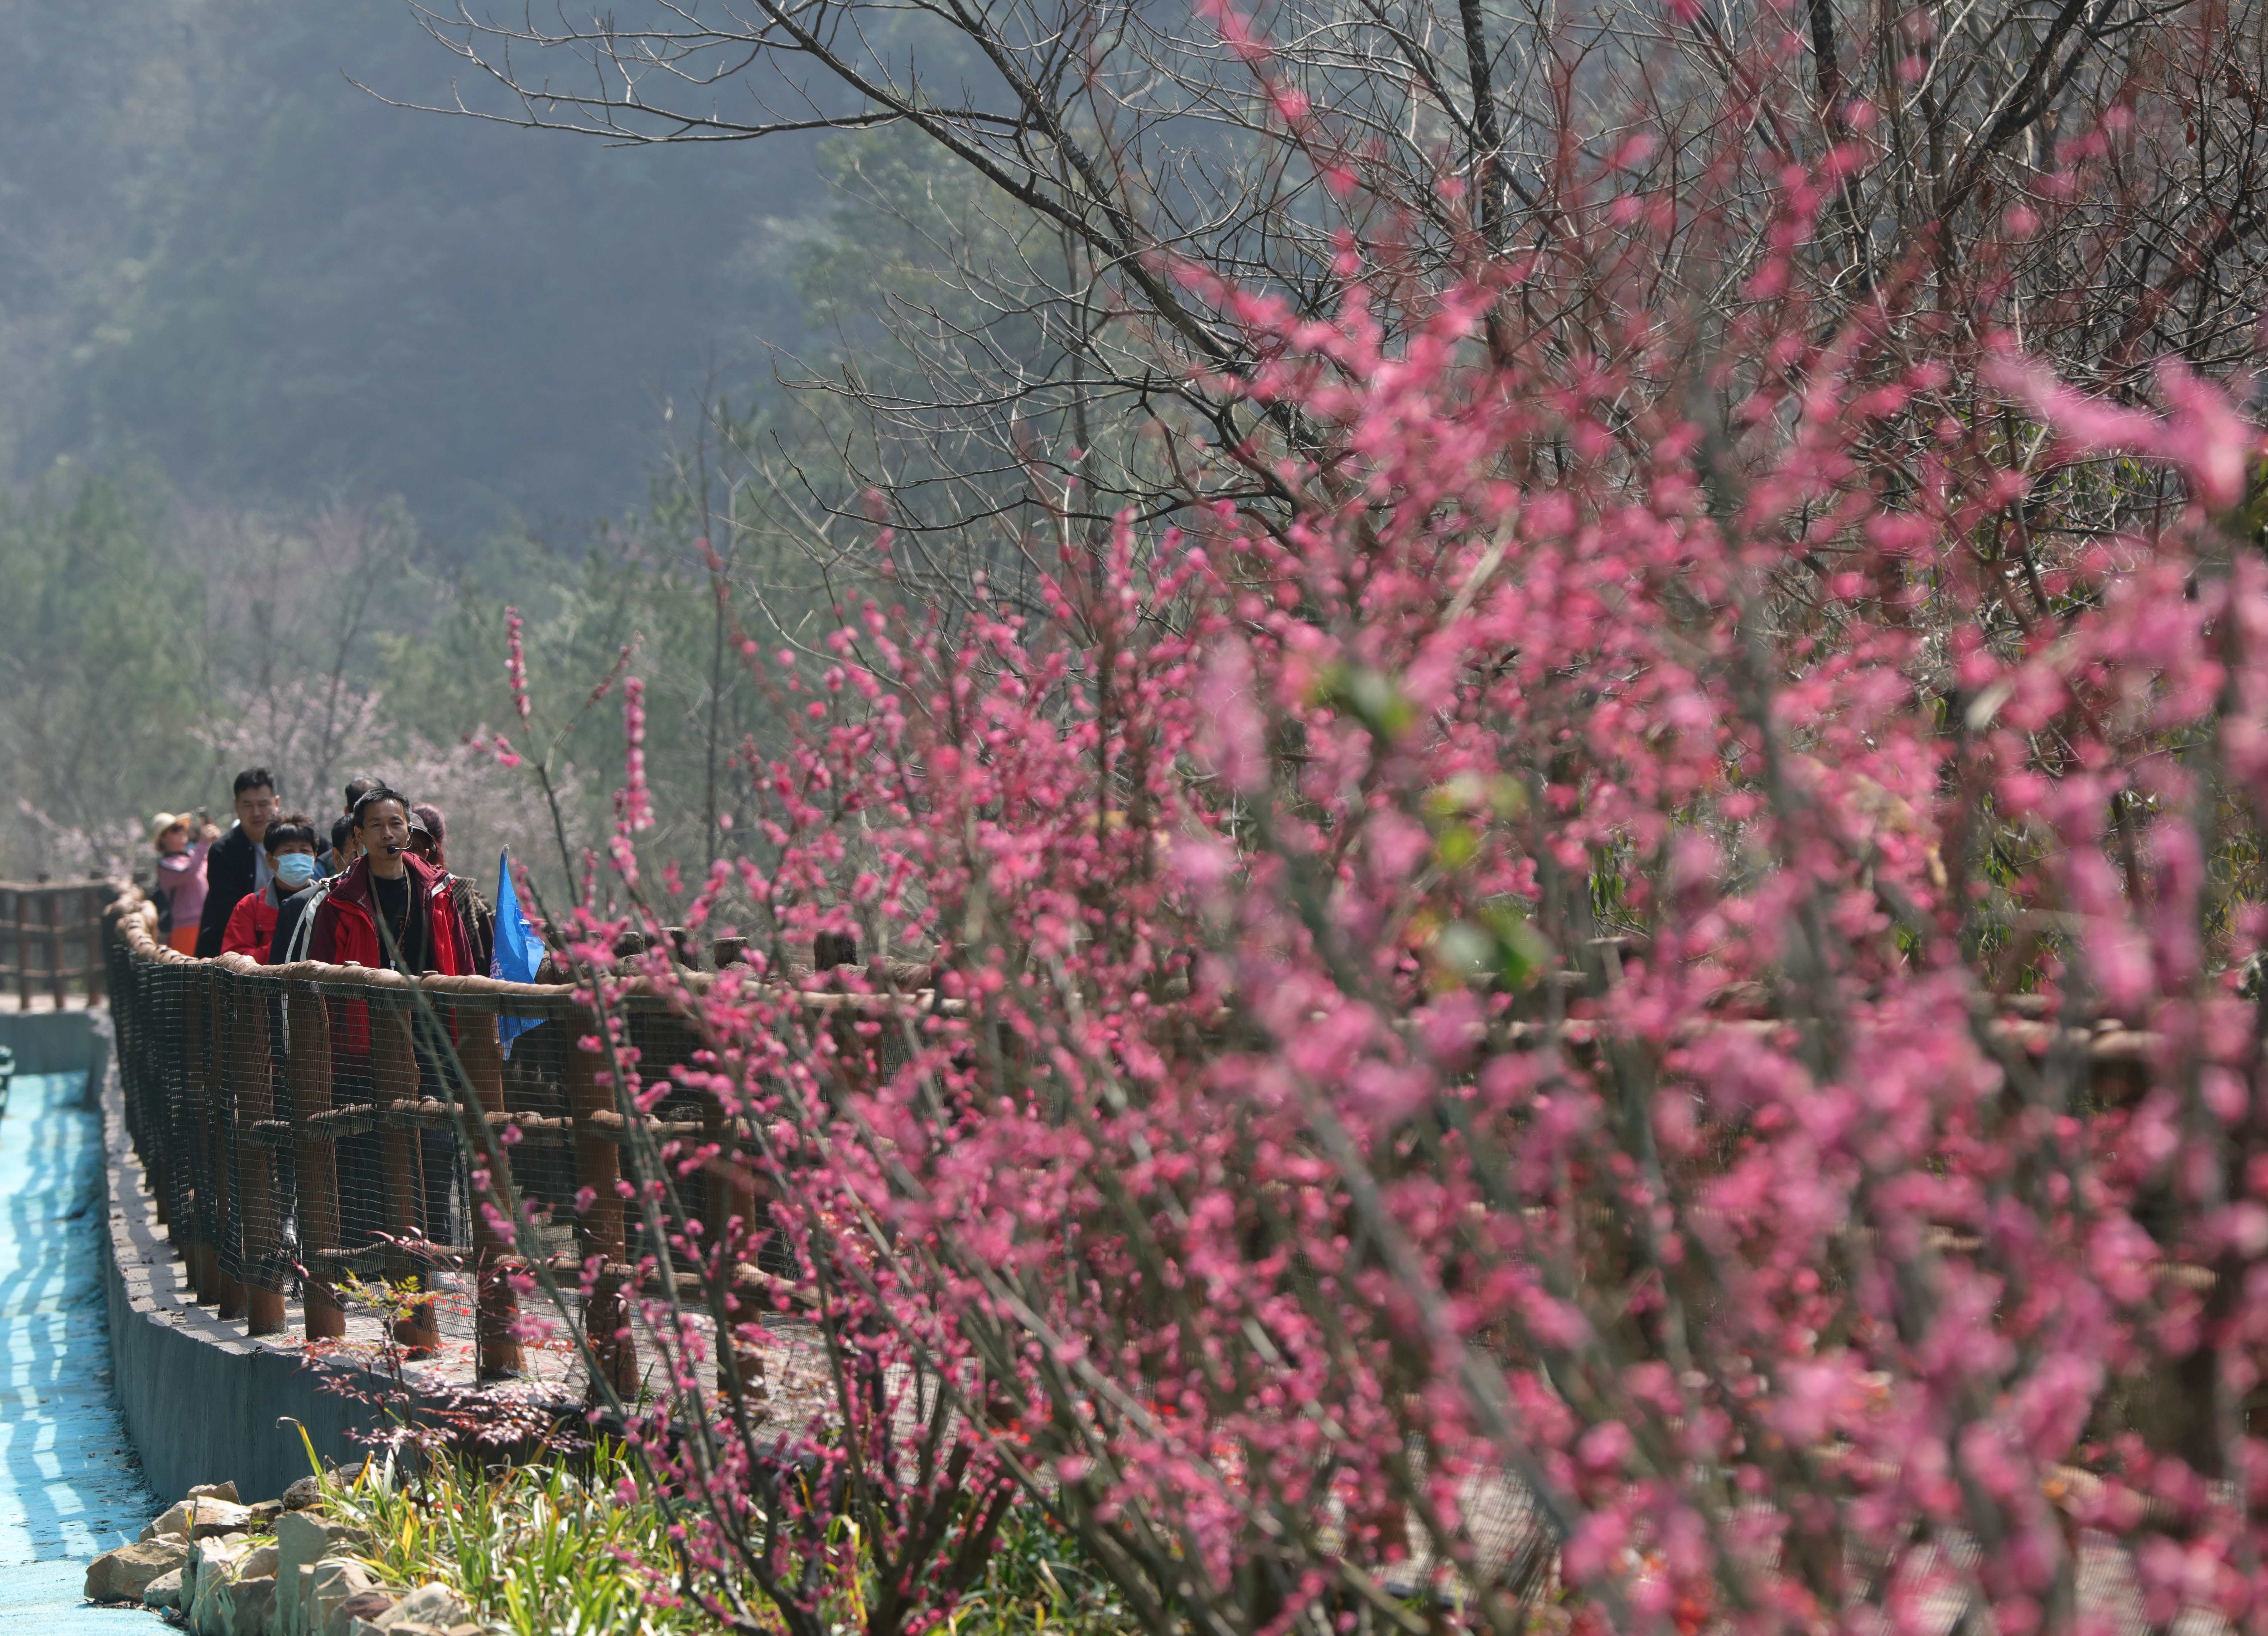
469, 15, 2268, 1636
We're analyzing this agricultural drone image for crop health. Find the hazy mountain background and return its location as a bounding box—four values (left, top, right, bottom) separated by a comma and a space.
0, 1, 919, 890
0, 1, 823, 543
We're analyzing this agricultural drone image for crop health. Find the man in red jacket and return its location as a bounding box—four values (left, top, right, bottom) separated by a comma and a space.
219, 816, 321, 959
310, 787, 476, 1252
310, 788, 474, 975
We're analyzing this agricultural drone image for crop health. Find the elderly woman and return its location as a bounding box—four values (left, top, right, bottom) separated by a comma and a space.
149, 811, 219, 955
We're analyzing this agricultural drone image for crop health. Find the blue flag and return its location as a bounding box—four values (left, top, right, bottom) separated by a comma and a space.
492, 848, 545, 1057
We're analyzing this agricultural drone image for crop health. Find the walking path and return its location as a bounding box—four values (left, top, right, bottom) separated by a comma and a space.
0, 1072, 157, 1630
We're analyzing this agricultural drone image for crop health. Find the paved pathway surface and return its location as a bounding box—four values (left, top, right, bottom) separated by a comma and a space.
0, 1072, 157, 1631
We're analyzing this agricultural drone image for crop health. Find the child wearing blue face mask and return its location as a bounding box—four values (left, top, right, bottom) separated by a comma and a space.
220, 815, 322, 960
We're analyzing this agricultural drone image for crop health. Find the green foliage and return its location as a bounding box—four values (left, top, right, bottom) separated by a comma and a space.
321, 1447, 709, 1636
0, 467, 207, 858
319, 1447, 1133, 1636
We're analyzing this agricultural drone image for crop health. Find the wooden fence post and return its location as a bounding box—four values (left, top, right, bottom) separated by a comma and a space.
565, 1003, 635, 1396
43, 892, 62, 1011
209, 973, 246, 1323
181, 966, 215, 1304
370, 990, 440, 1355
454, 1005, 525, 1379
14, 889, 29, 1012
287, 979, 345, 1341
230, 970, 288, 1336
84, 887, 106, 1007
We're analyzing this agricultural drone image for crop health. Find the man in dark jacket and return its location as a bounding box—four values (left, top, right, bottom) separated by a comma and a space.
194, 768, 280, 958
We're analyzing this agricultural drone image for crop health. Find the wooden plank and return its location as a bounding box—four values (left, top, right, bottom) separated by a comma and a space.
43, 891, 62, 1010
287, 980, 345, 1340
231, 979, 287, 1336
208, 970, 246, 1322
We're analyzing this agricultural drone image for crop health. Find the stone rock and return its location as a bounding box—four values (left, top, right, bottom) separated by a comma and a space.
274, 1513, 360, 1634
158, 1496, 258, 1540
372, 1585, 466, 1632
144, 1567, 186, 1611
281, 1477, 323, 1511
190, 1482, 242, 1504
185, 1532, 251, 1612
84, 1537, 190, 1602
306, 1555, 377, 1636
187, 1550, 240, 1636
239, 1543, 281, 1582
250, 1500, 285, 1525
326, 1588, 397, 1636
230, 1575, 279, 1636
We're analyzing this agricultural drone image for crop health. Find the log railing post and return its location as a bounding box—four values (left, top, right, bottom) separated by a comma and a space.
13, 889, 29, 1012
287, 979, 345, 1340
370, 989, 440, 1355
453, 1003, 524, 1379
181, 966, 215, 1304
210, 973, 247, 1323
43, 891, 63, 1011
229, 968, 288, 1335
84, 887, 106, 1007
565, 1002, 635, 1396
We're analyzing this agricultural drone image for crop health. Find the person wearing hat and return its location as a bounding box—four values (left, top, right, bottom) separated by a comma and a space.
150, 811, 220, 955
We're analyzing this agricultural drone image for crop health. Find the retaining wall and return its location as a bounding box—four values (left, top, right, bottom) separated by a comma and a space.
62, 1009, 379, 1505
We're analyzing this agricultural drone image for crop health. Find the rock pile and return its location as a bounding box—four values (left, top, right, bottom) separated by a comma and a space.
84, 1474, 482, 1636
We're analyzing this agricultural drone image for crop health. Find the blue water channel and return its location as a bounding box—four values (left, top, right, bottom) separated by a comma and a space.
0, 1072, 158, 1630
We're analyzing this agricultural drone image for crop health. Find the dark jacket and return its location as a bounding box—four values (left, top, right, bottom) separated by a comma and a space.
194, 825, 260, 958
268, 882, 326, 965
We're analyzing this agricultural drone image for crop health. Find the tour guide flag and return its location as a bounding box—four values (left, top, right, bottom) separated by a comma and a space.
492, 848, 543, 1057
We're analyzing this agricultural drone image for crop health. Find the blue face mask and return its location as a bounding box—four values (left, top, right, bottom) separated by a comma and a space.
274, 852, 319, 890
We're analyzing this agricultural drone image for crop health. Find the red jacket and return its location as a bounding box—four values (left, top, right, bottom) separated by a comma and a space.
219, 887, 282, 961
309, 855, 475, 1055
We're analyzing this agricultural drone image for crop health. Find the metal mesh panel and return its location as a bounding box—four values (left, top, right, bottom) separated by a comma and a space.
217, 973, 297, 1297
151, 962, 203, 1245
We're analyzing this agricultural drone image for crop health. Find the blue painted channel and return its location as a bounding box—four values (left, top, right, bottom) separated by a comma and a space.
0, 1072, 158, 1630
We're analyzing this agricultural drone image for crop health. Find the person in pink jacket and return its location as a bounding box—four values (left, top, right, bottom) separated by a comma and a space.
150, 811, 219, 955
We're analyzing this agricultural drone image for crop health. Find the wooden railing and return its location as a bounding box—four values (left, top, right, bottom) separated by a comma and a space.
0, 879, 115, 1009
100, 882, 925, 1395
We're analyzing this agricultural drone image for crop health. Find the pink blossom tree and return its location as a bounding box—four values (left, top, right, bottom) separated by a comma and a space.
469, 16, 2268, 1636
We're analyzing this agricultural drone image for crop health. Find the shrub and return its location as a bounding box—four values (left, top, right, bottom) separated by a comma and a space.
462, 12, 2268, 1636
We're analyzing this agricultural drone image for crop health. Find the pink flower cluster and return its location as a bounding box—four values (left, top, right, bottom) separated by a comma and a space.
498, 59, 2268, 1636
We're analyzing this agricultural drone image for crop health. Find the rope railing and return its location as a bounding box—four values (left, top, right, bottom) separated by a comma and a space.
100, 882, 923, 1394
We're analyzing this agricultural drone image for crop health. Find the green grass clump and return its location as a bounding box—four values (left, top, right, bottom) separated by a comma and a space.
320, 1446, 708, 1636
316, 1447, 1134, 1636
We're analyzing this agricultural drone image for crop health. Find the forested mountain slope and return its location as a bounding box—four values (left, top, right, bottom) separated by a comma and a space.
0, 1, 820, 540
